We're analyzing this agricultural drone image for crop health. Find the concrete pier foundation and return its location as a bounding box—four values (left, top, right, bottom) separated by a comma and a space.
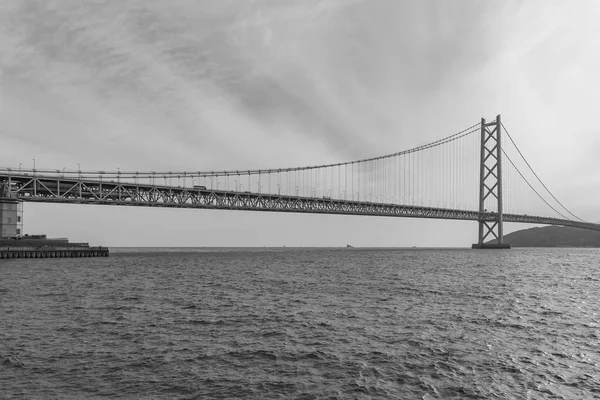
0, 200, 19, 238
471, 243, 511, 249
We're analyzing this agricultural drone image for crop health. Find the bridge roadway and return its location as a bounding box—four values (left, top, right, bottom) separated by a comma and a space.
1, 172, 599, 231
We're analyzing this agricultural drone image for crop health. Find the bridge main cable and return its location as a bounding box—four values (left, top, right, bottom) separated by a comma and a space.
5, 122, 481, 179
501, 122, 584, 222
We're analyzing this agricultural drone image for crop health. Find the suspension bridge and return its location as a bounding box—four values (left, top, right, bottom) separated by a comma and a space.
1, 115, 597, 248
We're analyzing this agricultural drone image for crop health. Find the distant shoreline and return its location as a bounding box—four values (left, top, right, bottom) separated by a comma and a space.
487, 226, 600, 248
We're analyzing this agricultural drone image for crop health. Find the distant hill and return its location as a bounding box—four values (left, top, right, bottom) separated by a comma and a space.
486, 226, 600, 247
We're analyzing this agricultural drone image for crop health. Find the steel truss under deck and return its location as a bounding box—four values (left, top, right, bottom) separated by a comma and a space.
1, 173, 599, 232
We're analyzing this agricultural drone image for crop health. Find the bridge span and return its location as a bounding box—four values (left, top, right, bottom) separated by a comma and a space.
1, 171, 599, 233
2, 115, 598, 247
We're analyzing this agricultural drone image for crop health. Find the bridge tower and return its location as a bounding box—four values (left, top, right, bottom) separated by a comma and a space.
472, 114, 511, 249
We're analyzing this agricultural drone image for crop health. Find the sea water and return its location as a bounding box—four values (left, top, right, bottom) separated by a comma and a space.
1, 248, 599, 399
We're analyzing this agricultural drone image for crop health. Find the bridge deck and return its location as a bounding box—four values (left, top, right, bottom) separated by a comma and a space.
1, 173, 598, 231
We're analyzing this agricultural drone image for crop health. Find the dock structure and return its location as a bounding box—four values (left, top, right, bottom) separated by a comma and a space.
1, 247, 109, 259
1, 194, 109, 259
0, 237, 109, 259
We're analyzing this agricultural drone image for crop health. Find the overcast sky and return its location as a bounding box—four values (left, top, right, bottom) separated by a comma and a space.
1, 0, 599, 247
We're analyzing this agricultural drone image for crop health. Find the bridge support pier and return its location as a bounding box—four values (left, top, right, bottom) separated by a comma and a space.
0, 199, 21, 238
472, 242, 510, 249
472, 115, 511, 249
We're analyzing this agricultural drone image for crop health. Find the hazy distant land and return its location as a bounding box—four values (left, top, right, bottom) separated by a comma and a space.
487, 226, 600, 247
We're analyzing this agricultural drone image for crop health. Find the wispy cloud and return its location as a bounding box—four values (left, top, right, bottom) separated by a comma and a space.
1, 0, 599, 175
0, 0, 504, 168
2, 0, 600, 242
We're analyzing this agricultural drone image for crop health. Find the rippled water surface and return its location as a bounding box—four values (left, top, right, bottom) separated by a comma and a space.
1, 248, 599, 399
